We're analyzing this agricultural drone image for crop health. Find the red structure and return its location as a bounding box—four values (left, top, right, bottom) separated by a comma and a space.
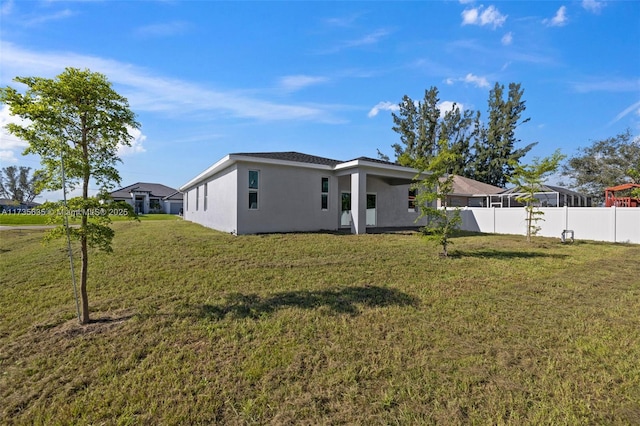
604, 183, 640, 207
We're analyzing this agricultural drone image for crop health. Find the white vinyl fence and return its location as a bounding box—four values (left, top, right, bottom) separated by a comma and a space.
459, 207, 640, 244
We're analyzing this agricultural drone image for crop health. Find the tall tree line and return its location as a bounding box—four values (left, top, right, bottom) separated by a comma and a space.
389, 82, 536, 188
0, 166, 41, 203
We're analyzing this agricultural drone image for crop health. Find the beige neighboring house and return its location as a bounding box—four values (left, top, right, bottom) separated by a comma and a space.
442, 175, 504, 208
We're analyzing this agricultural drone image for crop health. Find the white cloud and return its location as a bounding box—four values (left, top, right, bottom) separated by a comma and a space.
571, 77, 640, 93
461, 5, 507, 29
279, 75, 328, 93
0, 150, 18, 163
24, 9, 76, 26
367, 101, 399, 118
117, 127, 147, 157
501, 32, 513, 46
544, 6, 568, 27
0, 105, 30, 151
444, 73, 490, 88
463, 73, 490, 88
1, 0, 14, 16
609, 100, 640, 126
319, 28, 392, 54
582, 0, 605, 14
0, 41, 339, 123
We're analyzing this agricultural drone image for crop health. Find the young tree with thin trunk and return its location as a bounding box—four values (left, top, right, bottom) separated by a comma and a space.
509, 150, 566, 242
1, 68, 139, 324
413, 138, 462, 257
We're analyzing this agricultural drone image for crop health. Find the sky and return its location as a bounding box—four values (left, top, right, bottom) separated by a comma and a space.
1, 0, 639, 200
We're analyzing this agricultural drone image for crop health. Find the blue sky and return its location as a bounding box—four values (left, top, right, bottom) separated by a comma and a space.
1, 0, 639, 199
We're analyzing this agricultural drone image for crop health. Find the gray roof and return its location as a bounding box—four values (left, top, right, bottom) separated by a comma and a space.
347, 156, 398, 166
233, 151, 342, 166
110, 182, 182, 200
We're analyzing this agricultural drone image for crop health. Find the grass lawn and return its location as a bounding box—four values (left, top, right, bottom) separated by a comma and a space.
1, 221, 639, 424
0, 213, 179, 225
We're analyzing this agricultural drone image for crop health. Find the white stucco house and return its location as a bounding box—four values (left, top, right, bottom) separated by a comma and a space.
179, 152, 430, 235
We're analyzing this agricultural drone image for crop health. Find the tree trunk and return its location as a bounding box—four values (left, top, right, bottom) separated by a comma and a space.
80, 233, 90, 324
80, 119, 91, 324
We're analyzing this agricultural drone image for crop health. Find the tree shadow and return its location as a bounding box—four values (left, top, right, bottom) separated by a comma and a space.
452, 249, 569, 259
194, 285, 420, 320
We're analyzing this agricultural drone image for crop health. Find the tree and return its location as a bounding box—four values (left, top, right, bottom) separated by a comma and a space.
0, 166, 41, 204
628, 168, 640, 199
562, 129, 640, 204
412, 138, 462, 257
509, 150, 566, 242
1, 67, 139, 324
391, 88, 441, 166
470, 82, 536, 187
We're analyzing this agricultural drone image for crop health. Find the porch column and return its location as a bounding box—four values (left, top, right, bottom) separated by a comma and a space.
351, 171, 367, 234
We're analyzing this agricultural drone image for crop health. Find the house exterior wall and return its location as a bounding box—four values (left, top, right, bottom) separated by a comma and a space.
236, 162, 338, 234
184, 165, 238, 233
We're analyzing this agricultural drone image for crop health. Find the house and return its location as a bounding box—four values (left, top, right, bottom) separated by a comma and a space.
443, 175, 504, 208
179, 152, 429, 235
109, 182, 184, 214
0, 198, 40, 212
493, 184, 592, 207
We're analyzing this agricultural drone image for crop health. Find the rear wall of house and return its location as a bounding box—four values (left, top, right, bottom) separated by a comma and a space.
236, 162, 338, 234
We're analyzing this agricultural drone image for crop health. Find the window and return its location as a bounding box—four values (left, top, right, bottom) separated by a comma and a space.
249, 170, 259, 189
321, 177, 329, 210
196, 186, 199, 211
204, 183, 208, 211
408, 188, 417, 211
249, 170, 259, 209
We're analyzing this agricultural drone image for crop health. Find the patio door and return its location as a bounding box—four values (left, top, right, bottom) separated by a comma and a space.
366, 193, 376, 226
340, 192, 351, 227
341, 192, 377, 227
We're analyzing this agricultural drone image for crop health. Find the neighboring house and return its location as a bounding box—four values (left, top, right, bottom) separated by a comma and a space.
109, 182, 184, 214
443, 175, 505, 208
494, 184, 592, 207
179, 152, 429, 235
0, 198, 40, 212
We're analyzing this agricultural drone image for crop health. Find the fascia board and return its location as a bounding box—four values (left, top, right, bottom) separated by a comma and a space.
334, 159, 428, 179
179, 154, 233, 192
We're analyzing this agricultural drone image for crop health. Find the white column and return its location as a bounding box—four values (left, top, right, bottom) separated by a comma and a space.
351, 171, 367, 234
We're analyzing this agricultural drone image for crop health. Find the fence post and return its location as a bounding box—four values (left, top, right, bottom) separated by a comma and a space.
611, 206, 617, 243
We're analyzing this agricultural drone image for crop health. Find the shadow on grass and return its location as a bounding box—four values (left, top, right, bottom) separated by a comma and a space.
194, 285, 420, 320
452, 248, 569, 259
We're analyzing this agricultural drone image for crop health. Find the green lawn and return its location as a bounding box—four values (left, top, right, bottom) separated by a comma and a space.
0, 213, 179, 225
1, 221, 639, 424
